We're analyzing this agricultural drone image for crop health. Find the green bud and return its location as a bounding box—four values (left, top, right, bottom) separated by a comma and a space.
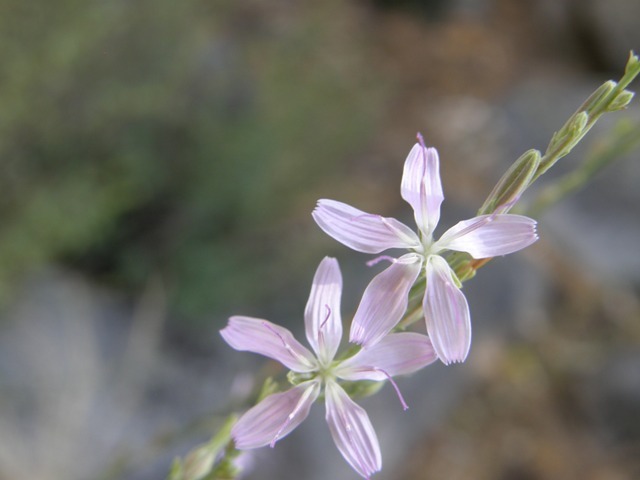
579, 80, 617, 114
568, 111, 589, 133
341, 379, 384, 399
479, 149, 541, 215
625, 50, 640, 76
168, 458, 185, 480
287, 370, 314, 385
455, 261, 477, 283
578, 80, 618, 112
547, 111, 589, 155
446, 252, 473, 281
607, 89, 635, 111
182, 444, 217, 480
175, 414, 238, 480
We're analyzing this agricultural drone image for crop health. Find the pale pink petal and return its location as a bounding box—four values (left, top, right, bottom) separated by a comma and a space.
232, 381, 320, 449
350, 253, 422, 348
400, 141, 444, 238
312, 199, 420, 253
424, 255, 471, 364
220, 316, 316, 372
435, 214, 538, 258
304, 257, 343, 363
336, 332, 436, 381
324, 380, 381, 479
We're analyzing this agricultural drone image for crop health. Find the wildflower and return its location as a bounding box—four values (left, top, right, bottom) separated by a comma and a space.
312, 135, 538, 364
220, 257, 436, 479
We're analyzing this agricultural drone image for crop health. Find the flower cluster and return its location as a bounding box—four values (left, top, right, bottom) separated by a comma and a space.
221, 257, 436, 478
313, 134, 538, 364
221, 135, 538, 478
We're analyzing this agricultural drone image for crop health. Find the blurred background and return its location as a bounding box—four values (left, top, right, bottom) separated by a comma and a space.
0, 0, 639, 479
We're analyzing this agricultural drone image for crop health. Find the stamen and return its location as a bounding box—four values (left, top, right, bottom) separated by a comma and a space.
374, 367, 409, 411
316, 305, 332, 353
262, 322, 290, 349
262, 321, 311, 368
366, 255, 396, 267
320, 305, 331, 330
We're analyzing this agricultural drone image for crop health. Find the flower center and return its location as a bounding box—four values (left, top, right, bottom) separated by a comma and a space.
417, 235, 441, 258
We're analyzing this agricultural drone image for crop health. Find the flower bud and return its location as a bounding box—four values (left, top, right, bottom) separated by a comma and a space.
568, 111, 589, 134
182, 444, 217, 480
607, 89, 635, 111
548, 111, 589, 154
580, 80, 616, 113
479, 149, 541, 215
625, 50, 640, 75
169, 414, 239, 480
340, 379, 385, 399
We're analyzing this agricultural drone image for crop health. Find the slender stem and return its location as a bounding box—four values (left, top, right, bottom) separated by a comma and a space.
397, 54, 640, 330
532, 52, 640, 182
527, 119, 640, 217
451, 53, 639, 280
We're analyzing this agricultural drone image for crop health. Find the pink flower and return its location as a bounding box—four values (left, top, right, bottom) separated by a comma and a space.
312, 135, 538, 364
220, 257, 436, 479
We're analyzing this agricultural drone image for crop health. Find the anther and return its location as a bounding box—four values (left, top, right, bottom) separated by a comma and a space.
416, 132, 426, 149
366, 255, 396, 267
262, 321, 310, 367
320, 305, 331, 330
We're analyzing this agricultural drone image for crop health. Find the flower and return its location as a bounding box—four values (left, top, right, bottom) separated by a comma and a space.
220, 257, 437, 479
312, 135, 538, 364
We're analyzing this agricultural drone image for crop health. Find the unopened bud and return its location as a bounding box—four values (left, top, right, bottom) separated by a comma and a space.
607, 89, 635, 111
580, 81, 616, 113
288, 370, 314, 386
168, 458, 185, 480
568, 111, 589, 133
625, 51, 640, 76
547, 111, 589, 155
182, 444, 217, 480
479, 149, 541, 215
342, 379, 385, 399
171, 414, 239, 480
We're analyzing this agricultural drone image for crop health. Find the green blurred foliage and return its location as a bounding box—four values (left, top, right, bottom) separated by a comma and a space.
0, 0, 383, 320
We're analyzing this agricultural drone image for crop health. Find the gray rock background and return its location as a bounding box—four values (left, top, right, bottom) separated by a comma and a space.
0, 1, 639, 479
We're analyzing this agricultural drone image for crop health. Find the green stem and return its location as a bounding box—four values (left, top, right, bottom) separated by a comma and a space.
532, 52, 640, 182
168, 414, 242, 480
527, 119, 640, 217
397, 53, 640, 329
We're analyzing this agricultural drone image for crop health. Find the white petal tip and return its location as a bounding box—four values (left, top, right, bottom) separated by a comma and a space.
440, 357, 464, 366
